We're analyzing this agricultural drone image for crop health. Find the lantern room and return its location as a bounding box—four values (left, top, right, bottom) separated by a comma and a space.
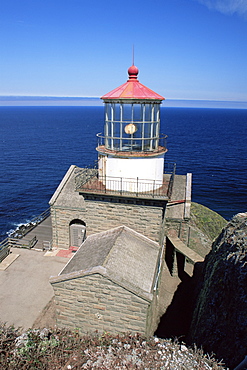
100, 100, 163, 152
97, 64, 168, 193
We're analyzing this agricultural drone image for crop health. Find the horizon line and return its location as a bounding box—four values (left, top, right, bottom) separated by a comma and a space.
0, 95, 247, 103
1, 96, 247, 109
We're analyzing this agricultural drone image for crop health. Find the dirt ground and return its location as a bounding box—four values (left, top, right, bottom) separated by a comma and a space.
32, 297, 57, 329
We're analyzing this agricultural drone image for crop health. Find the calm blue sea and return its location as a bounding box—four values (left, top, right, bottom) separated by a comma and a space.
0, 106, 246, 240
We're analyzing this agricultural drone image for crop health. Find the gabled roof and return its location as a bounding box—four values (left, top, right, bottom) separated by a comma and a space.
49, 165, 85, 209
52, 226, 161, 300
101, 65, 165, 101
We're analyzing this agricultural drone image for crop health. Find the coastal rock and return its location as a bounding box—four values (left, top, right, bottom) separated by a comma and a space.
188, 212, 247, 369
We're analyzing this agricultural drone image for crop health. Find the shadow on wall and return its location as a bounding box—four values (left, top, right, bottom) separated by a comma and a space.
154, 262, 204, 341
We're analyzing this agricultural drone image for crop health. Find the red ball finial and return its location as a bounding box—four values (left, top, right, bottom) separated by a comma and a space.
128, 65, 139, 80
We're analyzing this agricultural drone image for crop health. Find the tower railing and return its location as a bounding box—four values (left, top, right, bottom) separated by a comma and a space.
77, 175, 167, 198
96, 133, 167, 153
74, 165, 98, 190
75, 162, 176, 200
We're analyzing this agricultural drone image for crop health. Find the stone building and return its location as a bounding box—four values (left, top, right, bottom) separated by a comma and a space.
49, 164, 170, 249
50, 225, 165, 336
50, 64, 193, 335
49, 64, 191, 251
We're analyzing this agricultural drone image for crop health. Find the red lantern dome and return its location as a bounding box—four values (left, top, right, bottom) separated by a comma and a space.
101, 65, 165, 101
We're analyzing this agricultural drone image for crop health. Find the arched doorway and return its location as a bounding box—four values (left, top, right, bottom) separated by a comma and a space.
69, 219, 86, 248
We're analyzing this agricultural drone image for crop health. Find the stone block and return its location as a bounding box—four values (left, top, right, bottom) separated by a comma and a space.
125, 314, 142, 321
93, 304, 106, 311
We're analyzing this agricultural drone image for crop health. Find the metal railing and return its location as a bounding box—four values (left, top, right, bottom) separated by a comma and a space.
96, 176, 165, 197
0, 208, 51, 263
0, 235, 38, 262
96, 133, 167, 153
6, 235, 37, 249
0, 239, 10, 263
75, 165, 98, 191
43, 239, 53, 251
167, 162, 177, 199
8, 208, 51, 239
75, 162, 176, 200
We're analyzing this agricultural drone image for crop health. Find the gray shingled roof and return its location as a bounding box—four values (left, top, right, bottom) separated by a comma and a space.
49, 165, 85, 209
59, 226, 160, 296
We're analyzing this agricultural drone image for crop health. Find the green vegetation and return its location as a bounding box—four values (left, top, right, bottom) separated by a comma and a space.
0, 324, 225, 369
190, 202, 227, 241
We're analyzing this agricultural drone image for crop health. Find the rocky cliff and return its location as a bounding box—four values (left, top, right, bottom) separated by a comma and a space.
188, 212, 247, 369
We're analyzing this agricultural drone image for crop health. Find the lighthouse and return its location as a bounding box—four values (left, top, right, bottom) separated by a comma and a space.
49, 65, 195, 336
97, 64, 167, 194
50, 63, 192, 251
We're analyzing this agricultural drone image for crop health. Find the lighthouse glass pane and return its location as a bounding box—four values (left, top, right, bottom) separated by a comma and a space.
122, 104, 132, 122
114, 103, 120, 121
145, 104, 152, 121
112, 103, 120, 149
133, 104, 142, 122
103, 101, 160, 151
104, 103, 110, 121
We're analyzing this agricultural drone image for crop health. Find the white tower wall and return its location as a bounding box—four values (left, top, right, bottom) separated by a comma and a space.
98, 64, 167, 195
98, 154, 165, 192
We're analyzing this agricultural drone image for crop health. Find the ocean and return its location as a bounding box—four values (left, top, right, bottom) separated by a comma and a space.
0, 106, 246, 241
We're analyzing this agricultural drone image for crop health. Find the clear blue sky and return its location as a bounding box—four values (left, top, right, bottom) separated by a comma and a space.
1, 0, 247, 102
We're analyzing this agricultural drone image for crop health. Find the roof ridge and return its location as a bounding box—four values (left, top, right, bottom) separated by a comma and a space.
102, 226, 124, 267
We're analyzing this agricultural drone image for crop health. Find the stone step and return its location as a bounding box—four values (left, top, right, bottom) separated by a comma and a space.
0, 253, 20, 270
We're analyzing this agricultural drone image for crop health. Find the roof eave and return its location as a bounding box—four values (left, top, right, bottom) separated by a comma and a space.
101, 97, 165, 102
50, 265, 153, 303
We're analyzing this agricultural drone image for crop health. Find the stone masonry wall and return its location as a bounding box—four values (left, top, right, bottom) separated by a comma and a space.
50, 206, 87, 249
84, 200, 163, 243
52, 274, 149, 335
51, 198, 164, 249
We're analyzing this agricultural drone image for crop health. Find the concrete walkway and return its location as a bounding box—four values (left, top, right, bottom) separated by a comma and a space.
0, 247, 67, 330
